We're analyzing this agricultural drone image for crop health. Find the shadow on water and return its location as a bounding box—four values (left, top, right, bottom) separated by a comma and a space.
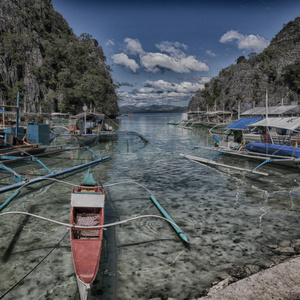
2, 205, 36, 263
93, 189, 119, 300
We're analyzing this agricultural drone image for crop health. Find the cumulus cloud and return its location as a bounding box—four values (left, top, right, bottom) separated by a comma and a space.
144, 79, 205, 93
155, 41, 188, 57
140, 52, 209, 73
112, 38, 209, 74
220, 30, 270, 52
112, 53, 139, 73
124, 38, 144, 55
117, 78, 210, 106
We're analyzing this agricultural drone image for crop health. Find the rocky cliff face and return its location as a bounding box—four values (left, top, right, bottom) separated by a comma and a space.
189, 16, 300, 113
0, 0, 120, 117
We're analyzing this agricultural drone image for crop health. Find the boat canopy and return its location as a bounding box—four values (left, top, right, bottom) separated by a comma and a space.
205, 111, 233, 116
241, 105, 300, 116
71, 112, 105, 119
248, 117, 300, 131
225, 117, 263, 130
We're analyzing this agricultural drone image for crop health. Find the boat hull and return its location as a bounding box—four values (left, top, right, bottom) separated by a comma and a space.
245, 142, 300, 158
75, 135, 99, 146
75, 133, 118, 146
0, 144, 47, 158
70, 181, 105, 300
76, 276, 91, 300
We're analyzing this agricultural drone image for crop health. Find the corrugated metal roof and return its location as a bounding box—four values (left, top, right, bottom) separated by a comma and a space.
241, 105, 300, 116
225, 117, 263, 130
249, 117, 300, 131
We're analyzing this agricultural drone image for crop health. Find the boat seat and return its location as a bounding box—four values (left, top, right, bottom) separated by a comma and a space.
76, 213, 100, 226
79, 230, 100, 238
71, 193, 105, 207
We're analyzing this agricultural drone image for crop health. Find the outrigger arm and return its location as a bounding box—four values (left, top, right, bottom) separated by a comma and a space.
0, 163, 25, 182
181, 153, 269, 176
251, 158, 274, 173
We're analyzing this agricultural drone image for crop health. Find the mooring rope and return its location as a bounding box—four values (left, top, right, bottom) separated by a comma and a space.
0, 229, 69, 299
0, 211, 183, 231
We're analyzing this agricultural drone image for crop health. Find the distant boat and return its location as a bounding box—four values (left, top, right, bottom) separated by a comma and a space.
70, 169, 105, 300
123, 112, 133, 116
56, 112, 148, 146
69, 112, 117, 146
167, 119, 181, 125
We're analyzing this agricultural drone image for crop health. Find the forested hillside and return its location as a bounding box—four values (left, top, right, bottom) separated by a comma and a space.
0, 0, 120, 116
189, 15, 300, 113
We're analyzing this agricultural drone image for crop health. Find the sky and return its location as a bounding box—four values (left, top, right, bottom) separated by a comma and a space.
52, 0, 300, 108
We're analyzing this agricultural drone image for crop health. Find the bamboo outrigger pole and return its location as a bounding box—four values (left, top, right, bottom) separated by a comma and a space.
0, 155, 111, 195
149, 194, 190, 249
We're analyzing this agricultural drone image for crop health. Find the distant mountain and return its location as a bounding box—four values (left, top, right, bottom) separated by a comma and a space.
119, 105, 187, 113
189, 15, 300, 113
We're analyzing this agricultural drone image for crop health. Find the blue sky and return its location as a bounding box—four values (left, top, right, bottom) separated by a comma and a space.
52, 0, 300, 107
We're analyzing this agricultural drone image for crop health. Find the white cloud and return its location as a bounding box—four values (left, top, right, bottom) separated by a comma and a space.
155, 41, 188, 57
124, 38, 144, 55
114, 38, 209, 74
112, 53, 139, 73
140, 52, 209, 73
117, 78, 210, 106
206, 50, 217, 57
220, 30, 270, 52
145, 79, 205, 93
105, 39, 115, 47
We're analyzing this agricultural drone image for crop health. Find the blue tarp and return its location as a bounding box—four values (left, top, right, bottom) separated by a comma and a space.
245, 142, 300, 158
225, 117, 263, 130
0, 108, 7, 113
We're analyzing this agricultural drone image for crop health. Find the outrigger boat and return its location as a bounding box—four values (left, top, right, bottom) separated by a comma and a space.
56, 112, 148, 146
182, 117, 300, 176
70, 169, 105, 300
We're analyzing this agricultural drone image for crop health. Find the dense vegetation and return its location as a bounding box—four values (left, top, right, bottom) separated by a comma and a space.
0, 0, 119, 116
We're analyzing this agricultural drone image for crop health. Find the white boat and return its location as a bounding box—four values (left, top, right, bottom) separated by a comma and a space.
183, 117, 300, 175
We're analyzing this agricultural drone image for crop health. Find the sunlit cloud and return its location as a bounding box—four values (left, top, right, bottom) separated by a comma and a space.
220, 30, 270, 52
112, 53, 139, 73
124, 38, 144, 55
117, 78, 210, 106
140, 52, 209, 73
113, 38, 209, 74
155, 41, 188, 57
144, 79, 206, 93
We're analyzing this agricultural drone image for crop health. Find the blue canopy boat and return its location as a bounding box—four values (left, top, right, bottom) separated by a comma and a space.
183, 117, 300, 176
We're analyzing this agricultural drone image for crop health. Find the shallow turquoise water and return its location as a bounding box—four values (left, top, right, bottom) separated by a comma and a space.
0, 113, 300, 299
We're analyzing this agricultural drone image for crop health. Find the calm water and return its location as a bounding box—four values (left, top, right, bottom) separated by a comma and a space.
0, 113, 300, 300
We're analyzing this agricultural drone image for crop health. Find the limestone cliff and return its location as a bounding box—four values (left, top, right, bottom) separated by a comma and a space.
189, 15, 300, 113
0, 0, 120, 117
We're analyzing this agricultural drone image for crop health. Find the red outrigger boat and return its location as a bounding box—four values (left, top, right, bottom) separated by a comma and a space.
70, 169, 105, 300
